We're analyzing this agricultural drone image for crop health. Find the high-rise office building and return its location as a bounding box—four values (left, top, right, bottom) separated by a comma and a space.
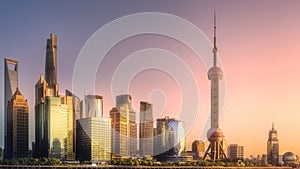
66, 90, 80, 159
110, 94, 137, 157
155, 117, 185, 157
76, 117, 111, 162
4, 58, 18, 159
6, 88, 29, 159
203, 12, 227, 161
139, 101, 154, 157
267, 124, 279, 165
227, 144, 244, 160
45, 33, 58, 96
192, 140, 205, 159
44, 96, 73, 160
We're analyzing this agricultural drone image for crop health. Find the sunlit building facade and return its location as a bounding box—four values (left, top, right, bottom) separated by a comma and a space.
267, 124, 279, 165
227, 144, 244, 160
139, 101, 154, 157
45, 96, 73, 160
6, 88, 29, 159
4, 58, 18, 159
76, 117, 111, 162
66, 90, 80, 159
110, 94, 137, 157
192, 140, 205, 160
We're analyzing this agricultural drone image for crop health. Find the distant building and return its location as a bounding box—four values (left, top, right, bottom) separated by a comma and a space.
192, 140, 205, 159
139, 101, 154, 157
76, 117, 111, 162
81, 95, 103, 118
227, 144, 244, 160
155, 116, 185, 158
4, 58, 18, 159
283, 152, 297, 166
110, 95, 137, 158
262, 154, 267, 164
267, 124, 279, 165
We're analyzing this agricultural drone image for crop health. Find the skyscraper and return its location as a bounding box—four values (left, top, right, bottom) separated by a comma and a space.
203, 12, 227, 161
35, 34, 73, 159
45, 33, 58, 96
267, 124, 279, 165
110, 95, 137, 157
155, 117, 185, 158
44, 96, 73, 160
139, 101, 154, 157
6, 88, 29, 159
66, 90, 80, 159
76, 95, 111, 162
227, 144, 244, 160
34, 73, 50, 158
4, 58, 18, 159
76, 117, 111, 162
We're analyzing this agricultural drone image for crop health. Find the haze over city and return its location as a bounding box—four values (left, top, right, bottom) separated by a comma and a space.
1, 0, 300, 158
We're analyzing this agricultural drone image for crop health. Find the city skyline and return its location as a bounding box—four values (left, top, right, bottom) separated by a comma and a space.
1, 0, 300, 158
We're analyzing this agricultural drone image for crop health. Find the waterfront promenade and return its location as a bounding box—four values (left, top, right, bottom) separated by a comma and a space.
0, 166, 293, 169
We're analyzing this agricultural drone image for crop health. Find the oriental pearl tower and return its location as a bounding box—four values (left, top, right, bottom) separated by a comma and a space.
203, 12, 227, 161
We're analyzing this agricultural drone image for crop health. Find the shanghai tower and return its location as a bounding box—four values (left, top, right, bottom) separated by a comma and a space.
45, 33, 58, 96
203, 12, 227, 161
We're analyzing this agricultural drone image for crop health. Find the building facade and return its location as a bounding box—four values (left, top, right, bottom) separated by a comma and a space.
81, 95, 103, 118
267, 124, 279, 165
192, 140, 205, 160
139, 101, 154, 157
44, 96, 73, 160
227, 144, 244, 160
155, 117, 185, 158
65, 90, 80, 159
110, 95, 137, 157
76, 117, 111, 162
4, 58, 18, 159
6, 88, 29, 159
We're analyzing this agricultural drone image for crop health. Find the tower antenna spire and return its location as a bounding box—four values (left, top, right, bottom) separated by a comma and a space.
213, 10, 218, 67
214, 10, 217, 48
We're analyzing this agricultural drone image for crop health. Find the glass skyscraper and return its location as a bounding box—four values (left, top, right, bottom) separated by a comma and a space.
155, 117, 185, 157
76, 117, 111, 162
4, 58, 18, 159
267, 124, 279, 165
139, 101, 153, 157
110, 95, 137, 157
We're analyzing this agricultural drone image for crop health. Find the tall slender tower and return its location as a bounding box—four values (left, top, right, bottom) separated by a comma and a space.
203, 12, 227, 161
4, 58, 18, 159
267, 123, 279, 165
45, 33, 58, 96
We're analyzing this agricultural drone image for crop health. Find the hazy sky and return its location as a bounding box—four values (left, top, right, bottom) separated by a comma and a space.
1, 0, 300, 157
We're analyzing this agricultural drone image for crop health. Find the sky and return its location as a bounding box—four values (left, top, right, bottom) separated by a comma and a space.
1, 0, 300, 157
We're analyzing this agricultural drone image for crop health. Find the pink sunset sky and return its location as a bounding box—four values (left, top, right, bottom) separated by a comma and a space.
0, 0, 300, 157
